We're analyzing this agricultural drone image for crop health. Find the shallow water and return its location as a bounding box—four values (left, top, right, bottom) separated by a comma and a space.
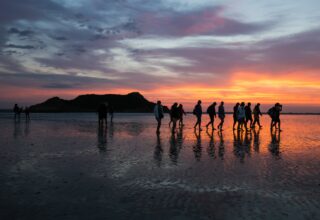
0, 113, 320, 220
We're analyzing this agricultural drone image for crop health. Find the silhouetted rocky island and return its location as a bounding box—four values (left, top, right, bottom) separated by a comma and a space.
30, 92, 169, 113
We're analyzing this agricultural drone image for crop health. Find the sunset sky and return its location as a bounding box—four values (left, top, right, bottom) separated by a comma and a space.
0, 0, 320, 112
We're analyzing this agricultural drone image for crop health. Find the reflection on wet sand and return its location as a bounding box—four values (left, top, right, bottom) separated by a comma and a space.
14, 120, 30, 138
193, 130, 202, 161
217, 131, 225, 160
206, 130, 215, 159
253, 128, 261, 152
233, 130, 253, 163
154, 133, 163, 167
269, 129, 281, 158
97, 124, 107, 152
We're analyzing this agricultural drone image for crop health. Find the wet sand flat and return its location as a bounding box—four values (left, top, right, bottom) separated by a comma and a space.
0, 113, 320, 220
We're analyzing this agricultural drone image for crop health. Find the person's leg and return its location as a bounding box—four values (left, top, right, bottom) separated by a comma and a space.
172, 118, 177, 133
156, 118, 161, 133
220, 118, 224, 130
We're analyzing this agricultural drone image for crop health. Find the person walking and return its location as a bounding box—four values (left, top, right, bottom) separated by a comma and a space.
177, 104, 186, 127
252, 103, 262, 128
206, 102, 217, 130
233, 103, 240, 130
193, 100, 203, 131
170, 103, 180, 133
217, 101, 225, 131
154, 101, 164, 134
245, 102, 253, 129
237, 102, 248, 131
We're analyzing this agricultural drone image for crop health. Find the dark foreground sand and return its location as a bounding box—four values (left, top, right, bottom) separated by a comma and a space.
0, 113, 320, 220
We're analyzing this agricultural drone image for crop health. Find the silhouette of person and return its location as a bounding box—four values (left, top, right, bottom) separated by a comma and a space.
154, 100, 164, 134
109, 105, 114, 123
206, 101, 217, 130
13, 104, 20, 121
177, 104, 186, 127
245, 102, 253, 129
274, 103, 282, 131
217, 101, 225, 131
170, 103, 180, 133
24, 106, 30, 121
98, 103, 107, 126
252, 103, 262, 128
237, 102, 248, 131
193, 100, 202, 131
269, 103, 282, 131
233, 103, 240, 130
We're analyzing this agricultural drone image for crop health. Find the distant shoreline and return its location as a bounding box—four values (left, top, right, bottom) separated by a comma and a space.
0, 109, 319, 115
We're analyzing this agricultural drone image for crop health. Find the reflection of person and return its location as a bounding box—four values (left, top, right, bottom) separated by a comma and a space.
193, 100, 202, 131
206, 130, 215, 159
154, 133, 163, 167
97, 125, 107, 152
24, 107, 30, 121
269, 130, 281, 158
169, 133, 179, 164
217, 101, 225, 131
252, 103, 262, 128
154, 101, 164, 134
206, 102, 217, 131
193, 130, 202, 161
109, 105, 114, 122
217, 131, 225, 159
253, 129, 260, 152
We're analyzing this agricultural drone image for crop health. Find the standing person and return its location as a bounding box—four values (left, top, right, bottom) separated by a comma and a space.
252, 103, 262, 128
193, 100, 202, 131
206, 102, 217, 130
237, 102, 248, 131
170, 103, 180, 133
233, 103, 240, 130
13, 104, 20, 120
98, 103, 107, 126
274, 103, 282, 131
177, 104, 186, 127
154, 101, 164, 134
109, 105, 114, 123
217, 101, 225, 131
24, 106, 30, 121
245, 102, 253, 129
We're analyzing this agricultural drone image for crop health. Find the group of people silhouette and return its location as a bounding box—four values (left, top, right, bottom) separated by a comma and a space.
13, 104, 30, 121
154, 101, 283, 133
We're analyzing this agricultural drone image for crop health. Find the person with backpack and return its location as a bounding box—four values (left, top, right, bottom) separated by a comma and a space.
233, 103, 240, 130
154, 100, 164, 134
193, 100, 203, 131
237, 102, 248, 131
273, 103, 282, 131
252, 103, 262, 128
206, 102, 217, 130
217, 101, 225, 131
245, 102, 253, 129
268, 104, 277, 131
170, 103, 180, 133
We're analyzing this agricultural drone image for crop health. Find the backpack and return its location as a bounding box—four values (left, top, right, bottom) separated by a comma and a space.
267, 107, 274, 117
